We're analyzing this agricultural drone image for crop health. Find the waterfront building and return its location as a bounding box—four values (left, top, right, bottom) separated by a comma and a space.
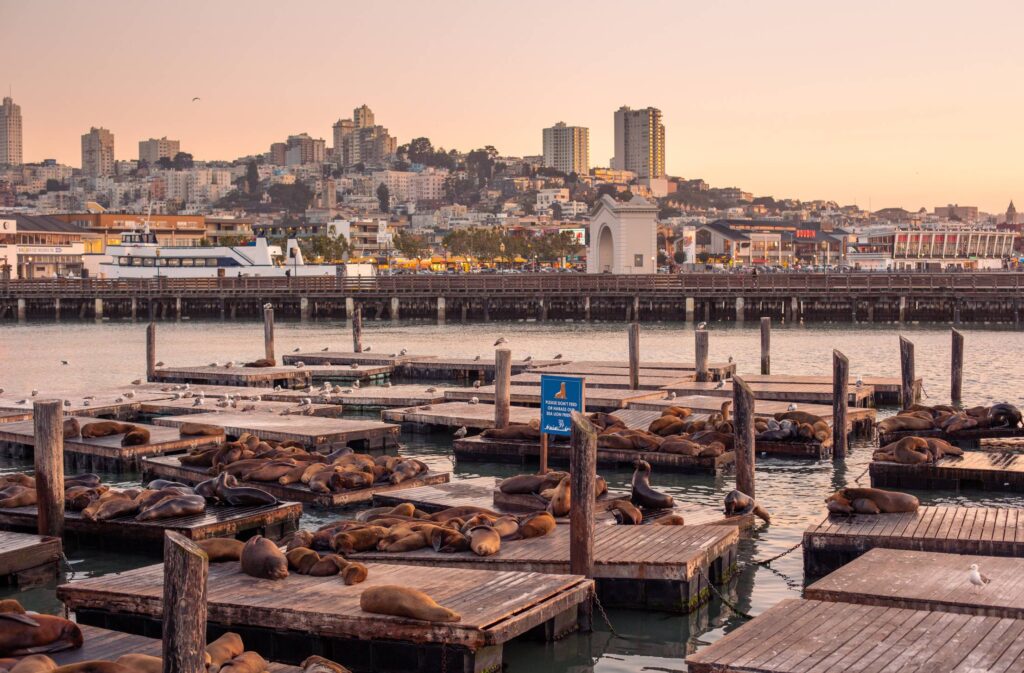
612, 106, 665, 179
0, 213, 85, 279
542, 122, 589, 175
849, 227, 1017, 270
586, 194, 658, 274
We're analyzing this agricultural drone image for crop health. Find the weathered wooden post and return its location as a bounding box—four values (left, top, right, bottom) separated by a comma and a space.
162, 531, 208, 673
695, 329, 709, 383
627, 323, 640, 391
262, 306, 275, 364
494, 348, 512, 429
899, 336, 915, 410
832, 350, 849, 460
760, 317, 771, 375
146, 322, 157, 381
33, 400, 64, 538
732, 376, 756, 499
569, 410, 596, 627
951, 328, 964, 407
352, 305, 363, 353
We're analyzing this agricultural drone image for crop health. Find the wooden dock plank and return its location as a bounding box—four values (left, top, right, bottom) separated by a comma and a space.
870, 453, 1024, 492
880, 426, 1024, 450
660, 380, 875, 406
543, 360, 735, 380
142, 454, 451, 508
319, 384, 448, 408
508, 372, 691, 390
152, 365, 312, 389
443, 385, 666, 411
627, 394, 876, 425
0, 390, 177, 421
139, 398, 343, 418
398, 357, 563, 380
0, 530, 61, 583
382, 401, 537, 430
152, 412, 399, 449
738, 373, 915, 399
298, 364, 394, 382
283, 352, 432, 367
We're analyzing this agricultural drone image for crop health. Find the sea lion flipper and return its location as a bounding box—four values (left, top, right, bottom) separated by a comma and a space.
0, 611, 40, 626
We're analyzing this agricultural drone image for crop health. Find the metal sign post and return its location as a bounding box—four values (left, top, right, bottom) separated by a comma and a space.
540, 374, 586, 474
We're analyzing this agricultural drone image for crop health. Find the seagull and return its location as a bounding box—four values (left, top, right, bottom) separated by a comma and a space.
342, 389, 353, 394
193, 398, 203, 407
251, 395, 261, 402
494, 337, 508, 346
353, 380, 361, 389
184, 383, 190, 390
31, 390, 38, 397
349, 363, 359, 369
224, 361, 235, 369
172, 393, 181, 400
473, 355, 481, 361
385, 382, 392, 388
697, 322, 707, 330
321, 347, 330, 352
216, 400, 229, 408
473, 380, 482, 389
61, 360, 69, 365
728, 356, 734, 363
453, 426, 468, 438
856, 376, 864, 388
208, 362, 219, 368
399, 348, 408, 356
294, 362, 305, 369
787, 403, 799, 411
389, 353, 397, 358
263, 303, 272, 310
715, 381, 724, 389
131, 379, 142, 386
524, 355, 533, 362
668, 392, 677, 400
332, 385, 344, 394
469, 396, 480, 405
241, 404, 256, 412
293, 347, 301, 353
274, 385, 282, 391
182, 391, 193, 399
114, 396, 125, 403
363, 346, 372, 352
553, 354, 563, 360
969, 563, 992, 592
82, 400, 91, 407
124, 391, 135, 399
15, 399, 27, 405
155, 361, 165, 367
63, 400, 71, 407
192, 97, 201, 102
419, 404, 432, 410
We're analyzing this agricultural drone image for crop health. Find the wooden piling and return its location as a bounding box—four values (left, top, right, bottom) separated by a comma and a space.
760, 317, 771, 375
695, 329, 709, 383
352, 305, 363, 353
494, 348, 512, 429
732, 376, 756, 499
569, 410, 597, 580
899, 336, 915, 410
146, 322, 157, 381
832, 350, 849, 460
627, 323, 640, 391
951, 328, 964, 407
162, 531, 208, 673
33, 400, 64, 538
262, 306, 275, 364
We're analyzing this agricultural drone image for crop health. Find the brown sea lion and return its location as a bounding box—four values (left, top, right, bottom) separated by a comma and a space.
81, 492, 139, 521
286, 530, 315, 551
8, 654, 58, 673
136, 494, 206, 521
659, 436, 703, 456
287, 546, 323, 574
196, 537, 245, 563
430, 527, 470, 553
468, 526, 501, 556
430, 506, 500, 522
630, 460, 674, 510
240, 535, 288, 580
0, 485, 36, 508
244, 358, 276, 368
608, 499, 643, 525
498, 474, 548, 494
387, 503, 416, 517
547, 476, 571, 516
62, 418, 80, 439
243, 459, 299, 482
655, 514, 687, 525
213, 473, 277, 506
219, 651, 268, 673
179, 422, 225, 437
136, 487, 192, 511
389, 459, 428, 485
64, 473, 100, 488
301, 657, 352, 673
648, 415, 687, 436
331, 527, 387, 554
113, 655, 162, 673
179, 446, 220, 467
516, 511, 556, 539
0, 614, 83, 657
47, 663, 133, 673
121, 427, 151, 447
876, 414, 935, 433
359, 585, 461, 623
80, 421, 135, 438
64, 486, 108, 511
337, 559, 368, 585
206, 632, 244, 673
308, 553, 351, 577
833, 487, 919, 514
1, 473, 34, 487
724, 489, 771, 523
490, 516, 521, 538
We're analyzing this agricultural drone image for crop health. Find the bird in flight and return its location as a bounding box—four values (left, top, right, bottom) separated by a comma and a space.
192, 97, 201, 102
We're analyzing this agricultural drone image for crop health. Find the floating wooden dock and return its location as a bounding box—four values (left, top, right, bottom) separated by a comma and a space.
0, 501, 300, 551
803, 505, 1024, 577
870, 453, 1024, 492
443, 385, 666, 411
323, 384, 448, 408
382, 401, 538, 430
0, 416, 222, 470
509, 371, 690, 390
686, 598, 1024, 673
545, 359, 735, 380
142, 454, 451, 508
151, 365, 312, 389
138, 398, 344, 418
879, 426, 1024, 450
738, 373, 915, 405
398, 356, 562, 381
300, 363, 395, 382
0, 530, 61, 586
283, 351, 432, 367
0, 389, 177, 422
660, 380, 875, 406
532, 364, 695, 378
59, 562, 594, 673
152, 412, 399, 449
353, 523, 739, 613
806, 548, 1024, 618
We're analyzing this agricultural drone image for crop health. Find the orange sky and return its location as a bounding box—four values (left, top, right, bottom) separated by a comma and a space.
3, 0, 1022, 212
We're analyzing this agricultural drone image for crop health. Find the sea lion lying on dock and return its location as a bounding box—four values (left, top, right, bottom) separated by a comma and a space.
0, 602, 83, 656
876, 414, 936, 433
430, 527, 470, 553
516, 511, 556, 538
206, 633, 244, 673
62, 418, 80, 439
64, 486, 109, 511
872, 436, 963, 464
609, 499, 643, 525
826, 487, 919, 515
79, 421, 135, 439
480, 419, 542, 440
178, 422, 224, 437
240, 535, 288, 580
212, 473, 278, 506
0, 484, 36, 508
243, 358, 276, 368
285, 546, 368, 584
468, 526, 501, 556
301, 656, 352, 673
630, 459, 674, 510
723, 489, 771, 523
359, 585, 461, 623
546, 476, 571, 516
135, 493, 205, 521
120, 427, 151, 447
196, 537, 245, 563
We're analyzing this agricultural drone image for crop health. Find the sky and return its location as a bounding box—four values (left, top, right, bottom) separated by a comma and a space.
2, 0, 1022, 212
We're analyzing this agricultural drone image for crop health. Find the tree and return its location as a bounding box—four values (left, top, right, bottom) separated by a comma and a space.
550, 202, 563, 220
172, 152, 194, 170
597, 184, 619, 198
299, 234, 350, 263
245, 160, 260, 195
267, 183, 314, 212
376, 184, 390, 213
393, 230, 427, 258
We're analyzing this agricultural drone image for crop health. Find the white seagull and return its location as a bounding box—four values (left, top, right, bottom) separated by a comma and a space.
494, 337, 508, 346
969, 563, 992, 592
473, 380, 482, 389
697, 322, 707, 330
453, 426, 468, 438
787, 403, 799, 411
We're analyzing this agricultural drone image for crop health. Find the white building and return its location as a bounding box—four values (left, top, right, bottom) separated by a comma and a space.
542, 122, 589, 175
372, 169, 447, 203
138, 137, 180, 165
612, 106, 665, 179
536, 188, 570, 210
586, 194, 658, 274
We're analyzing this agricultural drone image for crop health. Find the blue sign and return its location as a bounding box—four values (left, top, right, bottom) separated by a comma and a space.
540, 375, 585, 436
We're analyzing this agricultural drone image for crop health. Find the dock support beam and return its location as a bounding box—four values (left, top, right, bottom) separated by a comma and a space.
33, 399, 65, 538
951, 328, 964, 407
628, 323, 640, 391
147, 322, 157, 381
953, 300, 961, 325
352, 305, 363, 353
390, 297, 400, 321
263, 306, 275, 364
300, 297, 310, 321
163, 531, 208, 673
436, 296, 445, 323
695, 329, 709, 383
54, 297, 61, 321
569, 411, 596, 629
494, 348, 512, 430
760, 317, 771, 375
899, 336, 915, 410
832, 350, 849, 461
16, 298, 25, 322
94, 297, 103, 319
538, 298, 547, 322
175, 297, 182, 321
732, 376, 756, 499
735, 297, 744, 323
685, 297, 694, 323
345, 297, 354, 319
898, 296, 907, 323
790, 297, 798, 322
584, 296, 591, 321
129, 298, 136, 321
632, 295, 640, 322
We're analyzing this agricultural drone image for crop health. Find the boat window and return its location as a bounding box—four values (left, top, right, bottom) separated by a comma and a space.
168, 259, 181, 267
156, 259, 167, 267
131, 257, 143, 266
182, 259, 194, 267
118, 257, 129, 266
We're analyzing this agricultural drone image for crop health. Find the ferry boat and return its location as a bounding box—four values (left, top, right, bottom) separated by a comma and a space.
91, 226, 338, 279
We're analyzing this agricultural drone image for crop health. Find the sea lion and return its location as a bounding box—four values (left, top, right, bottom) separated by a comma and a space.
285, 529, 315, 552
205, 632, 244, 673
243, 459, 299, 482
136, 494, 206, 521
287, 547, 322, 574
724, 489, 771, 523
648, 415, 687, 436
81, 492, 139, 521
876, 414, 935, 433
386, 503, 417, 517
331, 527, 387, 554
630, 460, 674, 510
113, 655, 162, 673
430, 506, 500, 523
64, 474, 100, 488
301, 656, 352, 673
359, 586, 461, 623
655, 514, 686, 525
136, 487, 193, 511
80, 421, 134, 438
389, 459, 427, 485
219, 652, 268, 673
659, 436, 703, 456
608, 499, 643, 525
547, 476, 571, 516
179, 446, 220, 467
62, 418, 80, 439
337, 560, 368, 585
0, 485, 36, 508
431, 527, 470, 553
64, 486, 108, 511
240, 535, 288, 580
0, 614, 83, 657
988, 403, 1023, 428
497, 474, 548, 494
244, 358, 276, 368
213, 473, 277, 506
516, 511, 556, 539
468, 526, 501, 556
45, 663, 133, 673
831, 487, 919, 514
490, 515, 521, 538
0, 474, 34, 487
121, 427, 151, 447
196, 537, 245, 563
8, 655, 58, 673
307, 553, 352, 577
179, 422, 224, 437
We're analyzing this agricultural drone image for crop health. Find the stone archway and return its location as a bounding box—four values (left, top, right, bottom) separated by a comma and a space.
598, 225, 614, 272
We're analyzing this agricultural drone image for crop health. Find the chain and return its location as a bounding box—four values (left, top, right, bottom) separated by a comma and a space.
853, 466, 869, 485
592, 591, 618, 637
697, 565, 753, 620
440, 642, 447, 673
745, 540, 802, 568
60, 552, 75, 580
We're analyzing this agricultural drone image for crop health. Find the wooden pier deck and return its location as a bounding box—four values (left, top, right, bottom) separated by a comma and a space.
803, 505, 1024, 577
138, 398, 344, 418
627, 394, 877, 431
301, 364, 394, 382
509, 371, 691, 390
660, 380, 876, 406
0, 530, 61, 585
879, 426, 1024, 450
443, 385, 666, 411
59, 562, 593, 673
806, 548, 1024, 618
0, 416, 222, 470
142, 454, 451, 508
870, 453, 1024, 492
685, 598, 1024, 673
399, 356, 562, 380
0, 389, 176, 422
0, 501, 300, 550
738, 373, 915, 404
283, 351, 432, 367
353, 523, 739, 613
324, 384, 448, 408
545, 359, 736, 380
529, 364, 695, 379
152, 412, 399, 449
382, 401, 538, 430
151, 365, 312, 389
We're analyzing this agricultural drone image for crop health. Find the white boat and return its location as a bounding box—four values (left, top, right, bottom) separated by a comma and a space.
91, 227, 337, 279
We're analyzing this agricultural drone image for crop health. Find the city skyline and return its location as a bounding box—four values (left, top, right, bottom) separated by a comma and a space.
2, 0, 1023, 211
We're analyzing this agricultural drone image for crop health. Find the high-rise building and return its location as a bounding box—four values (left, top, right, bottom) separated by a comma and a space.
81, 127, 115, 177
612, 106, 665, 179
269, 142, 287, 166
542, 122, 589, 175
0, 96, 23, 166
1007, 201, 1017, 225
138, 137, 181, 165
353, 104, 375, 129
332, 119, 355, 152
284, 133, 326, 165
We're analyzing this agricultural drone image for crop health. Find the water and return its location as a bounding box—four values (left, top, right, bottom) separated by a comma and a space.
2, 319, 1022, 672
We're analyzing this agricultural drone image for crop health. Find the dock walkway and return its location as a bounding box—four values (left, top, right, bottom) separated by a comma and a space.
151, 365, 312, 389
0, 530, 61, 585
139, 398, 343, 417
870, 453, 1024, 492
545, 359, 735, 380
661, 380, 875, 406
399, 356, 561, 380
443, 385, 666, 411
509, 371, 690, 390
739, 373, 913, 404
152, 412, 399, 449
382, 401, 537, 430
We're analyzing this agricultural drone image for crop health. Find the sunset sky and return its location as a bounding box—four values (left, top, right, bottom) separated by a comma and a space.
2, 0, 1022, 212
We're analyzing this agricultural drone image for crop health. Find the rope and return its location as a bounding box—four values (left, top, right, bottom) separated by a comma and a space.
59, 552, 76, 580
853, 466, 870, 485
592, 591, 619, 637
697, 565, 754, 620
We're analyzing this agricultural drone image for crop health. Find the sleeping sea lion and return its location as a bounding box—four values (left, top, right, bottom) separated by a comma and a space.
287, 547, 322, 574
359, 586, 461, 623
389, 459, 427, 484
300, 657, 352, 673
337, 560, 368, 585
121, 427, 150, 447
490, 516, 521, 538
876, 414, 935, 433
8, 655, 58, 673
498, 474, 548, 494
206, 633, 244, 673
194, 478, 218, 500
113, 655, 163, 673
0, 614, 83, 657
243, 460, 299, 483
307, 553, 350, 577
47, 663, 133, 673
179, 446, 220, 467
196, 537, 245, 563
724, 489, 771, 523
331, 527, 387, 554
659, 436, 703, 456
136, 494, 206, 521
430, 506, 500, 522
81, 492, 139, 521
213, 473, 278, 506
468, 526, 501, 556
179, 422, 224, 437
286, 530, 315, 552
630, 460, 674, 510
62, 418, 80, 439
547, 476, 571, 516
244, 358, 276, 368
79, 421, 132, 438
64, 486, 108, 511
1, 473, 34, 487
608, 499, 643, 525
516, 511, 556, 539
431, 527, 470, 553
836, 487, 919, 514
655, 514, 686, 525
0, 485, 36, 508
240, 535, 288, 580
219, 652, 268, 673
